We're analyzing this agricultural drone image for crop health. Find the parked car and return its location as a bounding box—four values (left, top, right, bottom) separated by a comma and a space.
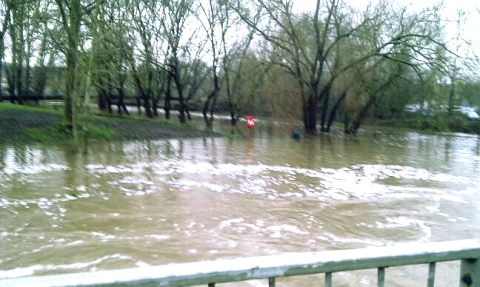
457, 106, 480, 120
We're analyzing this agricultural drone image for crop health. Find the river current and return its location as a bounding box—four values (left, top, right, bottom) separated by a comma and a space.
1, 122, 480, 286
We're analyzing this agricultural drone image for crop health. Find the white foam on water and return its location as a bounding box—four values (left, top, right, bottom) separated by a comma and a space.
145, 234, 171, 240
0, 254, 132, 279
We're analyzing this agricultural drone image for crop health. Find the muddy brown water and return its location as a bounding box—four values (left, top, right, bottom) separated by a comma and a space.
1, 121, 480, 286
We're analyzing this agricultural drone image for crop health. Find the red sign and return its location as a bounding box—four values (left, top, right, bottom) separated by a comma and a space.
246, 115, 255, 129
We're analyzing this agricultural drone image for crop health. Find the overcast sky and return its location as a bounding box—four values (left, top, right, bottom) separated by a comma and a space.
291, 0, 480, 61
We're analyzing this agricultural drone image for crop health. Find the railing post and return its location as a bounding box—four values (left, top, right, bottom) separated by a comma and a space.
427, 262, 436, 287
460, 258, 480, 287
378, 267, 385, 287
325, 272, 332, 287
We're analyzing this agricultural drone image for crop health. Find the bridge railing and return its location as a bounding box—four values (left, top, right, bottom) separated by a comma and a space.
2, 239, 480, 287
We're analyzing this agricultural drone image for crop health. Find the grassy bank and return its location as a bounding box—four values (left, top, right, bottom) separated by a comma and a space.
376, 113, 480, 134
0, 103, 218, 145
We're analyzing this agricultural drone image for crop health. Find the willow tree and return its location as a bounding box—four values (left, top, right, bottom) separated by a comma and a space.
160, 0, 196, 123
233, 0, 455, 134
232, 0, 369, 133
104, 1, 132, 116
54, 0, 82, 143
33, 1, 58, 102
50, 0, 105, 149
6, 0, 25, 104
197, 0, 224, 126
217, 0, 239, 126
0, 2, 10, 101
225, 28, 265, 118
86, 0, 134, 116
125, 0, 162, 118
182, 49, 210, 121
3, 0, 51, 104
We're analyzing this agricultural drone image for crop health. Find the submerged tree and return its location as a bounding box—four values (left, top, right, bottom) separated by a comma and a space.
233, 0, 459, 134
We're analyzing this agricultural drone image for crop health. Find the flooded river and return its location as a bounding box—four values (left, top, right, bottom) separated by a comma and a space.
1, 121, 480, 286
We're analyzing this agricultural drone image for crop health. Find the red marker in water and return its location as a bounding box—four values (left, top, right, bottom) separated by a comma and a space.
246, 115, 255, 129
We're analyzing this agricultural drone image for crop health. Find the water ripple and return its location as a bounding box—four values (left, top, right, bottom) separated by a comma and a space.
0, 254, 132, 279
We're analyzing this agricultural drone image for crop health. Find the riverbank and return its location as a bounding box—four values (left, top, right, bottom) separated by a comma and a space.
0, 103, 219, 145
2, 103, 479, 146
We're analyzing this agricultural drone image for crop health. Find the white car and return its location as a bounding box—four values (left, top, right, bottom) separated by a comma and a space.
457, 106, 480, 119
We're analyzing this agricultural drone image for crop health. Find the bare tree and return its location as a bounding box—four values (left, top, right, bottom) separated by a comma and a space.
53, 0, 85, 147
233, 0, 457, 134
33, 2, 58, 102
125, 0, 160, 118
161, 0, 195, 123
107, 2, 132, 116
198, 0, 222, 127
6, 0, 28, 104
0, 1, 11, 101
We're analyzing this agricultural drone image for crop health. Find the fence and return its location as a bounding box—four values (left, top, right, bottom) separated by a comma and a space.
2, 239, 480, 287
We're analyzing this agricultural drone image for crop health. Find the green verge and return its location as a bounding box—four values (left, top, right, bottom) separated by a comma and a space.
380, 113, 480, 134
0, 103, 217, 145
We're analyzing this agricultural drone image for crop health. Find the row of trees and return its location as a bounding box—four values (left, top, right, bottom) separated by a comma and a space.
0, 0, 478, 138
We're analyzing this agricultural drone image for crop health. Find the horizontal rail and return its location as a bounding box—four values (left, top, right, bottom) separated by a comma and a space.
2, 239, 480, 287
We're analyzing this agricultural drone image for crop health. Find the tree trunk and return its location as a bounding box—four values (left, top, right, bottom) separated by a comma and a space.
0, 34, 3, 102
98, 90, 107, 111
320, 88, 330, 132
142, 92, 153, 118
0, 57, 2, 101
58, 0, 82, 139
303, 95, 317, 134
209, 93, 218, 121
164, 96, 171, 119
136, 96, 141, 115
164, 75, 172, 120
225, 72, 237, 125
345, 96, 376, 135
64, 48, 75, 129
33, 65, 48, 100
229, 109, 237, 126
178, 90, 186, 123
203, 91, 215, 127
153, 96, 160, 117
25, 24, 32, 103
116, 74, 129, 116
448, 80, 455, 117
106, 94, 112, 114
131, 75, 153, 118
0, 7, 10, 102
325, 91, 347, 132
97, 78, 108, 111
106, 74, 113, 114
171, 64, 186, 123
15, 57, 24, 105
185, 99, 191, 120
117, 88, 129, 116
5, 67, 15, 103
128, 56, 152, 118
204, 64, 220, 127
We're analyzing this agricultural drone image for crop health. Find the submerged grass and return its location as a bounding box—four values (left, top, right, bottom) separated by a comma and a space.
0, 102, 217, 145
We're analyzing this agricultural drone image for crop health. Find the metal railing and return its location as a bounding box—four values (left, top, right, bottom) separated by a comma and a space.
2, 239, 480, 287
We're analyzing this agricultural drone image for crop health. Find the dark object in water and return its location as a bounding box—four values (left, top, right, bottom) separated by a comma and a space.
291, 130, 302, 140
